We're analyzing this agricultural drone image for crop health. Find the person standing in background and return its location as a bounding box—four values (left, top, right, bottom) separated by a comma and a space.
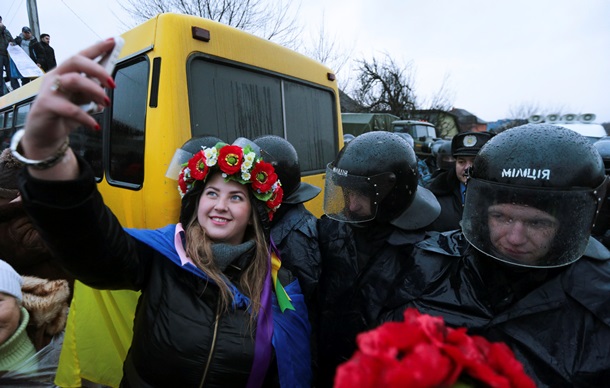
254, 135, 322, 313
0, 17, 15, 96
13, 26, 38, 87
31, 34, 56, 72
425, 131, 494, 232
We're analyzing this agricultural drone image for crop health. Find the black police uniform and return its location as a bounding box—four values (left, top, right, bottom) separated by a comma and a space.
315, 132, 440, 387
380, 231, 610, 387
381, 124, 610, 387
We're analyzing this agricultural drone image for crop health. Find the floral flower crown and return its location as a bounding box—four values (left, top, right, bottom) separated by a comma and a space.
178, 142, 283, 220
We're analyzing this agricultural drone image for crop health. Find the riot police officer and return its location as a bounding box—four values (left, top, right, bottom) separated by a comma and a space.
425, 131, 493, 232
253, 135, 321, 310
394, 132, 432, 186
432, 139, 455, 175
591, 137, 610, 248
381, 124, 610, 387
316, 131, 440, 387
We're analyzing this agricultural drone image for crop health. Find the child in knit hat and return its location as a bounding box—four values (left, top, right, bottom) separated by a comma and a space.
0, 259, 69, 385
0, 259, 37, 372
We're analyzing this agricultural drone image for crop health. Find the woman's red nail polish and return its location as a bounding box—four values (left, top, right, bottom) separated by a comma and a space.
104, 96, 111, 106
107, 78, 116, 89
94, 123, 101, 131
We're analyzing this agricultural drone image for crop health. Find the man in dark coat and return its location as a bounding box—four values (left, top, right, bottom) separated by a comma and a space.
254, 135, 322, 311
380, 124, 610, 387
31, 33, 56, 72
425, 131, 493, 232
254, 135, 323, 381
0, 17, 15, 96
316, 132, 440, 387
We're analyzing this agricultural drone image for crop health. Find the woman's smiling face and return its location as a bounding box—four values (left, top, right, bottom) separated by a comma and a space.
197, 172, 252, 245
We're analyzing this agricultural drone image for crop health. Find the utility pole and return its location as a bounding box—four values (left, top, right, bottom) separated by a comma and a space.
26, 0, 41, 40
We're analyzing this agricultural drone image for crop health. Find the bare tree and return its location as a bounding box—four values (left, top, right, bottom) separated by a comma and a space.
507, 101, 543, 120
301, 13, 354, 90
507, 101, 570, 120
351, 53, 418, 118
119, 0, 303, 48
424, 73, 455, 111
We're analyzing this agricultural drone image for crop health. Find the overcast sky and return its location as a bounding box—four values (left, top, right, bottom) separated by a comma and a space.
4, 0, 609, 123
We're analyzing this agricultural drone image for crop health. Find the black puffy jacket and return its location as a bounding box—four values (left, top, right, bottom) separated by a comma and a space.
19, 158, 306, 387
380, 230, 610, 388
424, 168, 463, 232
271, 203, 320, 311
316, 217, 427, 387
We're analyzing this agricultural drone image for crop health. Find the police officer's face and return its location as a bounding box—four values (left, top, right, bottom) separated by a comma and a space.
345, 189, 372, 218
455, 156, 475, 184
488, 203, 559, 265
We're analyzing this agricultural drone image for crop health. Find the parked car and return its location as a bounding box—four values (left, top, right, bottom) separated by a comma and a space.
391, 119, 438, 157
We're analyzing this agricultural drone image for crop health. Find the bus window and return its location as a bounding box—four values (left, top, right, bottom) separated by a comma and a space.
284, 81, 336, 174
108, 58, 148, 187
0, 129, 9, 150
4, 111, 13, 130
0, 114, 5, 149
188, 57, 337, 174
15, 103, 30, 128
71, 121, 104, 179
188, 57, 284, 141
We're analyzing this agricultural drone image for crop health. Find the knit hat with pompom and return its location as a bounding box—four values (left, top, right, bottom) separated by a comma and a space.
0, 259, 23, 302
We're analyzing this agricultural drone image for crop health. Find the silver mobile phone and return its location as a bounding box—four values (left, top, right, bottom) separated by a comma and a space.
80, 36, 125, 114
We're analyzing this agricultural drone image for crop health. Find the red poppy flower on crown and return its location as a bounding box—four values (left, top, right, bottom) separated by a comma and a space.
178, 142, 283, 220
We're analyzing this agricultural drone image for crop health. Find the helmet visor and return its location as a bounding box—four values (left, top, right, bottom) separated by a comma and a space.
165, 148, 193, 180
323, 163, 396, 223
462, 178, 604, 268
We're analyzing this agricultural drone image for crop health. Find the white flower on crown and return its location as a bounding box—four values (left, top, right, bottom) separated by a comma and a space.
204, 147, 218, 166
183, 167, 192, 180
243, 151, 255, 171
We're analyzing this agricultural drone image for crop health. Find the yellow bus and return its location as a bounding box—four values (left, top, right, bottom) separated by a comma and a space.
0, 13, 342, 387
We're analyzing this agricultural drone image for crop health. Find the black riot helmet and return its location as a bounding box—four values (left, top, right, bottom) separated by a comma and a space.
435, 140, 455, 171
593, 137, 610, 175
324, 131, 440, 228
343, 133, 355, 144
462, 124, 607, 268
253, 135, 321, 205
394, 132, 415, 149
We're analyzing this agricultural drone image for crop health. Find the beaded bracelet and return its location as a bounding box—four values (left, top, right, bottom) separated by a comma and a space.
10, 129, 70, 170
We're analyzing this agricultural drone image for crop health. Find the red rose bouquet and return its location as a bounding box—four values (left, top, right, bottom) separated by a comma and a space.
334, 308, 536, 388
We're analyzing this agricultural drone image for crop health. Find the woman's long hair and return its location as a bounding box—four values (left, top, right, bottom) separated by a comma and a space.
184, 195, 269, 323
